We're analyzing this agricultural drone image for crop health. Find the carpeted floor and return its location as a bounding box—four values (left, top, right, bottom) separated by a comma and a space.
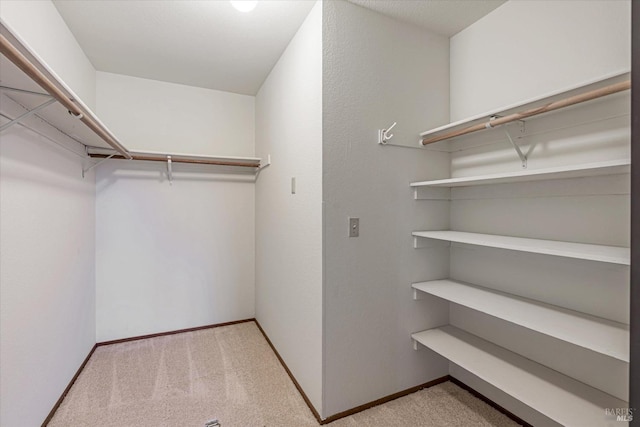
48, 322, 520, 427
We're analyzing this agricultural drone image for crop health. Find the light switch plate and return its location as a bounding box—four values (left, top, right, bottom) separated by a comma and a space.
349, 217, 359, 237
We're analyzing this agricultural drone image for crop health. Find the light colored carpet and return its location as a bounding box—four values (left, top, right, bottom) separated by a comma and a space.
48, 322, 520, 427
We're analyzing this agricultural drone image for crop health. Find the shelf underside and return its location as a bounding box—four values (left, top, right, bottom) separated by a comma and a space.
413, 279, 628, 361
413, 231, 629, 265
412, 326, 628, 427
1, 53, 113, 150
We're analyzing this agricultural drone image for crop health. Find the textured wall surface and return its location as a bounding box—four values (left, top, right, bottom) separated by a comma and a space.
322, 0, 451, 418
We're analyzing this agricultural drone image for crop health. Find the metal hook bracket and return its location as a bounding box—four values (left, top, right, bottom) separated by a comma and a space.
167, 155, 173, 185
378, 122, 397, 145
68, 110, 84, 120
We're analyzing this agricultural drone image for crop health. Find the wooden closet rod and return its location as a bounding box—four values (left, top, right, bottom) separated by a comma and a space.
0, 34, 132, 159
421, 80, 631, 146
89, 153, 260, 168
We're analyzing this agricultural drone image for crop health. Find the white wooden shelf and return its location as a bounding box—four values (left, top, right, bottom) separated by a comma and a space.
410, 159, 630, 188
412, 326, 628, 427
412, 279, 629, 362
1, 22, 129, 155
412, 231, 629, 265
419, 70, 629, 142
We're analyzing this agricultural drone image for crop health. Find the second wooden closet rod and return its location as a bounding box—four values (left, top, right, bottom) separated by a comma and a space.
421, 80, 631, 146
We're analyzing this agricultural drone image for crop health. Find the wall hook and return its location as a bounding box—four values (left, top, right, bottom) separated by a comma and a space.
378, 122, 397, 144
167, 155, 173, 185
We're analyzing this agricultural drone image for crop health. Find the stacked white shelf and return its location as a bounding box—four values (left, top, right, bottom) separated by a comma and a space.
412, 279, 628, 362
412, 230, 629, 265
410, 72, 631, 425
410, 159, 630, 188
412, 326, 627, 427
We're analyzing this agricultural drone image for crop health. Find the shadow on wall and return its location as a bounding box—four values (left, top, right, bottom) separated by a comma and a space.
0, 127, 95, 194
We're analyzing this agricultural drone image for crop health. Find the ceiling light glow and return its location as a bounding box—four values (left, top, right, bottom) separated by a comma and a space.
230, 1, 258, 13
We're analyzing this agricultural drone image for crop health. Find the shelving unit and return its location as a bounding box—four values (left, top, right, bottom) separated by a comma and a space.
410, 159, 630, 188
410, 71, 631, 424
412, 230, 629, 265
411, 326, 627, 427
412, 279, 629, 361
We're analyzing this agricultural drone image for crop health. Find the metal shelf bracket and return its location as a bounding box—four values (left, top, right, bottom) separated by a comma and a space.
82, 154, 114, 178
502, 120, 531, 168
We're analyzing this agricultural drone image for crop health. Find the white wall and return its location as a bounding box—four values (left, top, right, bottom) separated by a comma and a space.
0, 0, 97, 110
96, 72, 254, 156
95, 73, 256, 342
450, 0, 631, 121
322, 1, 451, 418
1, 2, 98, 424
0, 126, 96, 426
254, 1, 323, 414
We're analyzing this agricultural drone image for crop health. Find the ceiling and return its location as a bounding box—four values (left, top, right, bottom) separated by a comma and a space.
53, 0, 315, 96
347, 0, 506, 37
53, 0, 506, 96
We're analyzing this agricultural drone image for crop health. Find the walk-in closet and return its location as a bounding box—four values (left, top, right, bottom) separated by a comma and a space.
0, 1, 635, 426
